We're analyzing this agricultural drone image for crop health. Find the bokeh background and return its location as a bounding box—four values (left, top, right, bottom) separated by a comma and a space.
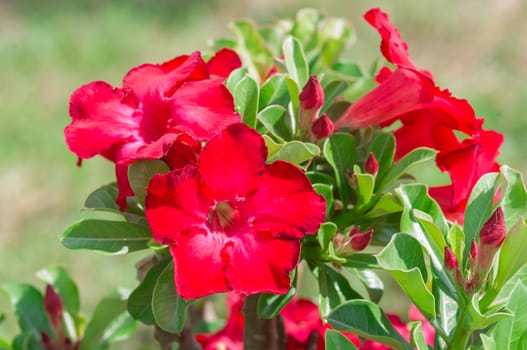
1, 0, 526, 348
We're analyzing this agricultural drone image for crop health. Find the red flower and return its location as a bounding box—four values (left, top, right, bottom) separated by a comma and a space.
65, 51, 241, 208
281, 298, 323, 349
145, 123, 326, 298
335, 8, 503, 221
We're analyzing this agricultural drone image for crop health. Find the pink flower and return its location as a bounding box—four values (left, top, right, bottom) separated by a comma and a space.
145, 123, 326, 298
65, 51, 241, 209
335, 8, 503, 221
281, 298, 323, 349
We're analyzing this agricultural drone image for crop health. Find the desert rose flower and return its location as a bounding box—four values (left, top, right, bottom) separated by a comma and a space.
145, 123, 326, 298
65, 50, 241, 209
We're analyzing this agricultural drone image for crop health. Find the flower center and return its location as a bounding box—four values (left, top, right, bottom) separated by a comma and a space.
208, 200, 238, 231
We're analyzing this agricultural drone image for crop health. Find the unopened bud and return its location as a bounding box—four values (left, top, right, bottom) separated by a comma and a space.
44, 285, 63, 329
479, 207, 506, 248
311, 114, 334, 139
349, 228, 373, 251
299, 75, 324, 133
365, 152, 379, 176
469, 239, 478, 260
444, 246, 458, 270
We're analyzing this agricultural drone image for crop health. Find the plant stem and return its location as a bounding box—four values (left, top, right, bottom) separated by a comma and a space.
243, 294, 280, 350
447, 306, 471, 350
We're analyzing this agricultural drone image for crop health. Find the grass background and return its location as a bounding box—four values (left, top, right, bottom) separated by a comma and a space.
1, 0, 526, 348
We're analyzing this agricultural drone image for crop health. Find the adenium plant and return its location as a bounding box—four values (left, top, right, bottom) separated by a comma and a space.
3, 6, 527, 350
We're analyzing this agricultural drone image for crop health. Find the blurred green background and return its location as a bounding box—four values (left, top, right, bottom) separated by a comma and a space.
1, 0, 526, 347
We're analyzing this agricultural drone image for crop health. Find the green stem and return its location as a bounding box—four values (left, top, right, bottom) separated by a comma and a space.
447, 306, 471, 350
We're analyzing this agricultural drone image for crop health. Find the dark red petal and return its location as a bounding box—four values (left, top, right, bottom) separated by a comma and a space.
169, 232, 231, 299
364, 8, 414, 68
145, 166, 213, 243
122, 52, 208, 99
199, 123, 267, 200
299, 76, 324, 110
281, 298, 322, 344
335, 68, 435, 129
311, 114, 334, 140
66, 81, 137, 159
169, 78, 240, 140
207, 48, 242, 78
242, 161, 326, 239
226, 230, 300, 294
479, 207, 506, 247
115, 162, 135, 211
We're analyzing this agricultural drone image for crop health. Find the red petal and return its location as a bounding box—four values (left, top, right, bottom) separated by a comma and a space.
242, 161, 326, 239
115, 162, 135, 211
169, 232, 230, 299
122, 52, 208, 99
207, 48, 242, 78
199, 123, 267, 200
169, 78, 240, 140
226, 230, 300, 294
66, 81, 137, 159
281, 298, 322, 344
145, 166, 213, 243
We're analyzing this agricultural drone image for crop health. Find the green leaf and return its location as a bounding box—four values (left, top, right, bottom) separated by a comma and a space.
267, 141, 319, 166
318, 265, 362, 317
128, 160, 169, 204
85, 183, 119, 211
323, 133, 356, 207
354, 269, 384, 304
284, 75, 300, 129
377, 147, 436, 192
0, 283, 51, 336
327, 300, 413, 350
369, 133, 395, 181
127, 259, 170, 325
152, 262, 191, 333
480, 334, 497, 350
321, 80, 349, 113
494, 219, 527, 293
225, 67, 248, 93
282, 36, 309, 88
354, 172, 375, 209
80, 292, 136, 350
258, 287, 295, 319
319, 17, 355, 66
233, 74, 260, 128
465, 293, 511, 331
257, 104, 291, 141
291, 8, 322, 52
376, 233, 436, 319
61, 219, 152, 254
325, 329, 358, 350
316, 222, 337, 253
12, 333, 43, 350
36, 266, 80, 317
501, 165, 527, 231
463, 172, 501, 266
259, 74, 290, 108
409, 321, 429, 350
314, 184, 334, 218
362, 193, 402, 219
447, 224, 465, 267
331, 62, 363, 80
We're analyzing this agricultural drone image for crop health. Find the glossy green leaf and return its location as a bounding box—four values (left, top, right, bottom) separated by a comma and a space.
327, 300, 413, 350
152, 262, 191, 333
80, 292, 136, 350
354, 269, 384, 304
1, 283, 51, 339
409, 322, 428, 350
291, 8, 322, 52
324, 133, 356, 207
362, 193, 402, 219
225, 67, 248, 93
466, 293, 511, 331
480, 334, 497, 350
314, 184, 334, 218
12, 333, 42, 350
128, 159, 169, 204
331, 62, 362, 80
36, 266, 80, 317
61, 219, 152, 254
318, 265, 362, 317
447, 224, 465, 267
325, 329, 358, 350
377, 233, 435, 318
377, 147, 436, 192
257, 104, 291, 141
354, 171, 375, 209
501, 165, 527, 231
284, 75, 300, 128
267, 141, 319, 166
370, 133, 395, 181
282, 36, 309, 88
259, 74, 290, 108
127, 259, 170, 325
494, 219, 527, 293
316, 222, 337, 252
463, 172, 501, 267
307, 172, 335, 186
319, 18, 355, 66
321, 80, 348, 113
85, 183, 119, 211
233, 74, 260, 128
258, 287, 295, 319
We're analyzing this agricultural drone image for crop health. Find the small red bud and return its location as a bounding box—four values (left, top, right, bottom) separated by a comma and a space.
299, 75, 324, 110
469, 238, 478, 260
365, 152, 379, 176
44, 285, 63, 328
349, 229, 373, 251
479, 207, 506, 247
311, 114, 334, 139
444, 246, 458, 270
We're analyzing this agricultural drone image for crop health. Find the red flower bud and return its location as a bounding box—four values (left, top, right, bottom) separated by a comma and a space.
479, 207, 506, 248
469, 238, 478, 260
299, 76, 324, 110
365, 152, 379, 176
44, 285, 63, 328
311, 114, 334, 139
444, 246, 458, 270
349, 228, 373, 251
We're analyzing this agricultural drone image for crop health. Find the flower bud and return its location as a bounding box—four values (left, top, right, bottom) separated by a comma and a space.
44, 285, 63, 329
444, 246, 458, 270
349, 228, 373, 251
365, 152, 379, 176
299, 75, 324, 133
479, 207, 506, 248
311, 114, 334, 139
469, 238, 478, 260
